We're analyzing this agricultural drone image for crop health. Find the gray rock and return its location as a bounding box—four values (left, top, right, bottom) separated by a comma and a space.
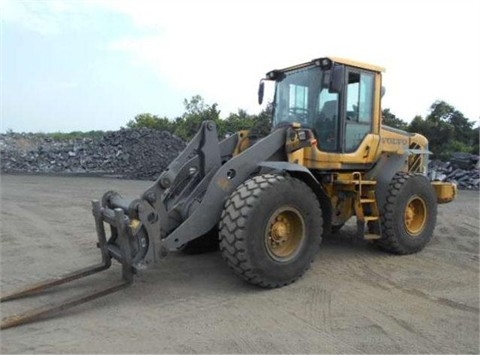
0, 128, 186, 180
429, 153, 480, 190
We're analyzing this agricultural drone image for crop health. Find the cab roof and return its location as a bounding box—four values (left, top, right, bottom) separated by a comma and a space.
328, 57, 385, 72
276, 56, 385, 73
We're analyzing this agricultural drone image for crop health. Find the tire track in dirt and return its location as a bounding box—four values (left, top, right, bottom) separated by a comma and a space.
428, 218, 479, 271
305, 286, 332, 332
318, 229, 477, 302
360, 263, 478, 313
274, 284, 334, 333
328, 276, 451, 353
250, 292, 362, 354
337, 262, 477, 353
310, 235, 478, 353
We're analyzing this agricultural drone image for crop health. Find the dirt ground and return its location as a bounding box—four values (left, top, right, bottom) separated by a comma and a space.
0, 174, 478, 354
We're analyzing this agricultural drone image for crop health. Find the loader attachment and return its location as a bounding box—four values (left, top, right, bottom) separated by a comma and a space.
0, 201, 135, 330
1, 121, 287, 330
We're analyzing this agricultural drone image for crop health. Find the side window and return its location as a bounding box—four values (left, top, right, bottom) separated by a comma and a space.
359, 74, 374, 122
289, 84, 308, 112
316, 89, 339, 152
346, 73, 360, 120
344, 71, 375, 152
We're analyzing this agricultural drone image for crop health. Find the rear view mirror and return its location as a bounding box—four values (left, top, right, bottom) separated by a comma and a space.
329, 64, 345, 93
258, 80, 265, 105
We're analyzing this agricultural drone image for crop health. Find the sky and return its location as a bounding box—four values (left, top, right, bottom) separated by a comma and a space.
1, 0, 479, 133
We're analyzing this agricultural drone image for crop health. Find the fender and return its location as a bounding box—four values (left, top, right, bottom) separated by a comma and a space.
366, 151, 409, 213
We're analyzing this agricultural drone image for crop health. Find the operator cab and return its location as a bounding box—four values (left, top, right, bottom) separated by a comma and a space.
260, 57, 383, 154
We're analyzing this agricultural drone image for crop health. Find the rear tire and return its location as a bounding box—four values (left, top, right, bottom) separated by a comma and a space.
376, 172, 437, 254
219, 174, 323, 288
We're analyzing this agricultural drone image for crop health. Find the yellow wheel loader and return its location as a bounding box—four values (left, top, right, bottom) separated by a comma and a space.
1, 57, 456, 329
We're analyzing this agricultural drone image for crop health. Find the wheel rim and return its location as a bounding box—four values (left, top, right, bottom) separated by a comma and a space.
265, 207, 305, 262
404, 195, 427, 236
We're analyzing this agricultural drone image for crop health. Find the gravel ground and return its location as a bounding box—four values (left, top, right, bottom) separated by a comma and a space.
0, 174, 478, 354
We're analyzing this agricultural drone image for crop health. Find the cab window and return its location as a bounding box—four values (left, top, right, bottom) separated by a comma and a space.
315, 89, 339, 152
344, 71, 374, 152
289, 84, 308, 112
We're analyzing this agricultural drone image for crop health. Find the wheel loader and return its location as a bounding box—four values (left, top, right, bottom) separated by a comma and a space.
1, 57, 457, 329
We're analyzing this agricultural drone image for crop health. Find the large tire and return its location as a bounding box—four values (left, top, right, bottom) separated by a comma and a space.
376, 172, 437, 254
219, 174, 323, 288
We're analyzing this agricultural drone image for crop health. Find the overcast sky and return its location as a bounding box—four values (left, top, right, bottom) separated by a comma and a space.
1, 0, 479, 133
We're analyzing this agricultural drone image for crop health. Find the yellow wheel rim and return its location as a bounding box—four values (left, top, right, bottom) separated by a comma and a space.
265, 207, 305, 262
404, 196, 427, 236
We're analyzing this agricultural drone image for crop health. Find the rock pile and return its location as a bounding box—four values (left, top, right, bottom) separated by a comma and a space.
2, 130, 478, 190
429, 152, 480, 190
0, 129, 186, 180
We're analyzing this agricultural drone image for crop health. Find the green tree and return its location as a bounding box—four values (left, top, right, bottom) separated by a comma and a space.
251, 103, 274, 137
382, 108, 408, 130
471, 126, 479, 155
408, 115, 428, 134
428, 100, 473, 142
408, 101, 476, 159
174, 95, 222, 140
123, 96, 273, 142
222, 109, 256, 136
183, 95, 208, 115
222, 104, 273, 138
408, 114, 455, 159
126, 113, 175, 133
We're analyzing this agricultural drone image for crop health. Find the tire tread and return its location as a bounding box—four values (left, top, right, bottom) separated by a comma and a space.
376, 172, 436, 254
219, 174, 321, 288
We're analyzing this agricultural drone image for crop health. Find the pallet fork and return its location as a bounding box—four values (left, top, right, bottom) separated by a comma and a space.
1, 201, 135, 330
0, 121, 241, 330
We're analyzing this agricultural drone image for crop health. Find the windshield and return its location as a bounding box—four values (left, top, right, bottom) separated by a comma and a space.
272, 65, 323, 128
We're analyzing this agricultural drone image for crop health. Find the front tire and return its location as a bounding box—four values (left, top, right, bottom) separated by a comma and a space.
219, 174, 323, 288
376, 172, 437, 254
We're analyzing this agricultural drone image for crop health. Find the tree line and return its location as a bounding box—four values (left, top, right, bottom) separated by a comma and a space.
127, 96, 478, 160
126, 95, 272, 141
382, 100, 478, 159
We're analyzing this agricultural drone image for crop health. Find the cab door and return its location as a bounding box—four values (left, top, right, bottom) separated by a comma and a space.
343, 69, 375, 153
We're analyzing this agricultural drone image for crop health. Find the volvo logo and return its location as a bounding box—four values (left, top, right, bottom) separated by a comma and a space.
382, 137, 408, 146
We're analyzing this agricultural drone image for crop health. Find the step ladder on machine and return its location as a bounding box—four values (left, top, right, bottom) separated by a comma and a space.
334, 172, 382, 240
351, 172, 382, 240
